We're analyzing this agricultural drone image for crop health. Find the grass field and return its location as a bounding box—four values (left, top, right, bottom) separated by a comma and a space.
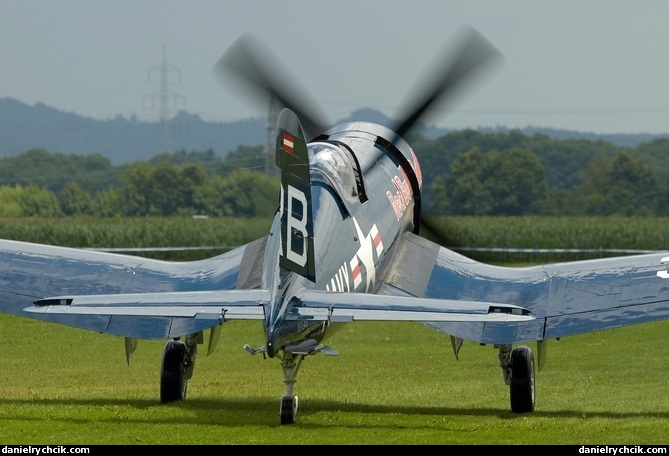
1, 312, 668, 445
2, 215, 669, 444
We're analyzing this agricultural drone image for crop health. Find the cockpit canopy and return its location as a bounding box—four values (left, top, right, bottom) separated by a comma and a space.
308, 142, 359, 201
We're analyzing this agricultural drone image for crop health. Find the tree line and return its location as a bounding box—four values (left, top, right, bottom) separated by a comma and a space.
0, 145, 278, 217
2, 129, 669, 217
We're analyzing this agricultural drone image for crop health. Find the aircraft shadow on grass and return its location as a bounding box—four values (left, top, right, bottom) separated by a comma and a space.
1, 397, 668, 428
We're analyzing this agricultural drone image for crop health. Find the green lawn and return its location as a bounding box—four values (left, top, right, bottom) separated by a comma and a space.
1, 313, 668, 445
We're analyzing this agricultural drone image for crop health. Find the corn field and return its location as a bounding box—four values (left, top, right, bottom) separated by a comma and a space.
2, 215, 669, 263
0, 216, 273, 260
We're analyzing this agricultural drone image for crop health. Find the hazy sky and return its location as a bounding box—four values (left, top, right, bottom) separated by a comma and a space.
3, 0, 669, 134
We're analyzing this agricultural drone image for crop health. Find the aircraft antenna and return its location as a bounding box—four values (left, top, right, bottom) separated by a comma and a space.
144, 44, 185, 152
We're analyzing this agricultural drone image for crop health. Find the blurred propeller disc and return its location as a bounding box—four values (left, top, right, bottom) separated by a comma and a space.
214, 33, 330, 140
214, 28, 503, 246
393, 26, 503, 138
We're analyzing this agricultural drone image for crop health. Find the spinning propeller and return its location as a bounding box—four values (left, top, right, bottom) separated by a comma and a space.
390, 27, 502, 138
214, 27, 502, 240
214, 33, 331, 141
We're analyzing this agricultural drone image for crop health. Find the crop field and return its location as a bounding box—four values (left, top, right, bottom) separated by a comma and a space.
1, 216, 669, 444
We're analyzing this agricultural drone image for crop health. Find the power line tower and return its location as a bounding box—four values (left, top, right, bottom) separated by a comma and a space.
264, 95, 281, 177
144, 44, 185, 152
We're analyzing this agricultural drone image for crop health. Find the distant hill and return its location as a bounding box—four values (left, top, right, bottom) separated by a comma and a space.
0, 98, 267, 165
1, 97, 667, 165
331, 108, 669, 147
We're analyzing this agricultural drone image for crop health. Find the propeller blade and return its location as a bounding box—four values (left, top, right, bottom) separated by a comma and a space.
213, 33, 330, 141
392, 26, 503, 138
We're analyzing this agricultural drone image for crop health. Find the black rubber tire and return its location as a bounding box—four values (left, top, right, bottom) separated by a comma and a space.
160, 340, 187, 403
510, 345, 535, 413
280, 396, 297, 424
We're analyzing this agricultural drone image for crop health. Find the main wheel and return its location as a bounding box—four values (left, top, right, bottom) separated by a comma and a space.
161, 340, 187, 403
509, 345, 535, 413
280, 396, 298, 424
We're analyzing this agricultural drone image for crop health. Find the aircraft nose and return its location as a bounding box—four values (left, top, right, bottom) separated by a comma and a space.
267, 341, 275, 358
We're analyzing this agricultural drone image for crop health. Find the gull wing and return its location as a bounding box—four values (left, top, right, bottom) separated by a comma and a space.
0, 236, 268, 339
376, 232, 669, 344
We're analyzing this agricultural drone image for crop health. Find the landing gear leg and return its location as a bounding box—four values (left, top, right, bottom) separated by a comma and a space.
183, 333, 199, 381
279, 352, 304, 424
498, 344, 512, 386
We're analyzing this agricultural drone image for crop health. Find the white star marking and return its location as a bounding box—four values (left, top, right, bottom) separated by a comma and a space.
353, 217, 376, 292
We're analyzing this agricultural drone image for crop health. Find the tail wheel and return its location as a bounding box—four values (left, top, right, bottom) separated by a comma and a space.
160, 340, 187, 403
510, 345, 535, 413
